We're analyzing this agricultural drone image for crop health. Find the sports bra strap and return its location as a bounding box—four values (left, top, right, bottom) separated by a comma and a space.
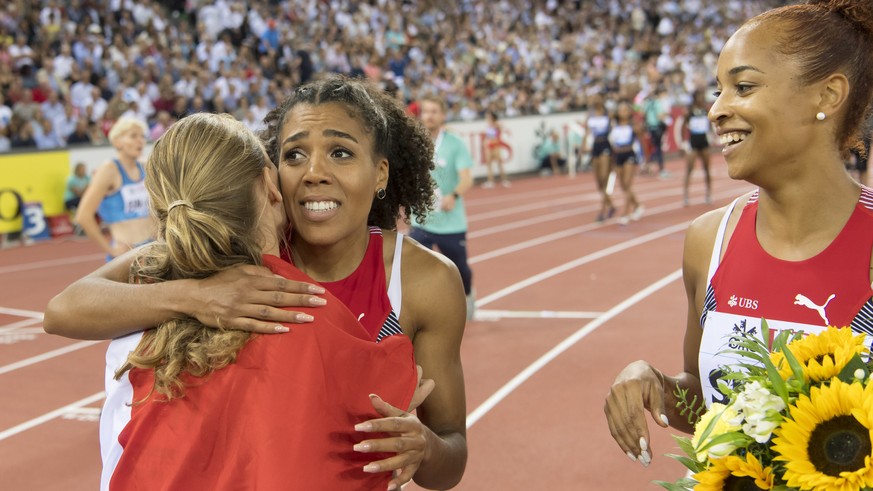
387, 233, 403, 317
706, 197, 741, 284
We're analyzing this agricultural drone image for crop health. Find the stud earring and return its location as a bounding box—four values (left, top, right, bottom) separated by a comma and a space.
375, 188, 387, 200
816, 112, 826, 121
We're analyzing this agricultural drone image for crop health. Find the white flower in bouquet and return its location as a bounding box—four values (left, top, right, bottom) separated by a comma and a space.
728, 380, 786, 444
690, 403, 742, 462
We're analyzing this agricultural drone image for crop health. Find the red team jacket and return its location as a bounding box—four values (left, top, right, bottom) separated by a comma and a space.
103, 255, 417, 490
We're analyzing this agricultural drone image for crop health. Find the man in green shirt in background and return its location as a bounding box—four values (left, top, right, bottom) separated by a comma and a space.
411, 95, 476, 320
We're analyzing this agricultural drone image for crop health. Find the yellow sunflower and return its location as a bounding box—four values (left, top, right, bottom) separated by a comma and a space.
772, 378, 873, 491
769, 327, 866, 383
692, 453, 774, 491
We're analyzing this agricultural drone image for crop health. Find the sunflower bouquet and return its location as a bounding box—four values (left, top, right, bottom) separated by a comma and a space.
657, 323, 873, 491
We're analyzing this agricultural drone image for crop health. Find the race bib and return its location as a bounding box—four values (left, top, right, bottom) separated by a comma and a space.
121, 182, 149, 217
698, 311, 849, 406
688, 115, 711, 134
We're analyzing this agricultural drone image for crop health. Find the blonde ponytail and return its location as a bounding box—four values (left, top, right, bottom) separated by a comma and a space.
117, 113, 269, 401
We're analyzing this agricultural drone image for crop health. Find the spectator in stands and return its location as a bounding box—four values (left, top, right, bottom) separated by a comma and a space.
0, 0, 786, 157
11, 119, 35, 148
88, 121, 108, 146
54, 102, 78, 140
0, 93, 11, 127
12, 89, 38, 121
40, 90, 64, 123
66, 118, 92, 145
33, 115, 64, 149
0, 124, 10, 152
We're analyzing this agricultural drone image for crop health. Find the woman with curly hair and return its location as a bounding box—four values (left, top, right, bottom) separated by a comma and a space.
96, 112, 421, 490
46, 77, 468, 490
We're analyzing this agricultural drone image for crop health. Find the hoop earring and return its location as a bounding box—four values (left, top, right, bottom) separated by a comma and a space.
816, 112, 826, 121
376, 188, 387, 200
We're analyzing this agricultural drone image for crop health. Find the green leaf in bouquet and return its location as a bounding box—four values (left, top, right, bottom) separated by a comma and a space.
696, 431, 753, 455
716, 380, 734, 399
673, 384, 706, 425
673, 434, 697, 459
653, 480, 694, 491
838, 353, 870, 383
666, 453, 704, 473
764, 357, 789, 404
772, 327, 805, 384
723, 348, 769, 366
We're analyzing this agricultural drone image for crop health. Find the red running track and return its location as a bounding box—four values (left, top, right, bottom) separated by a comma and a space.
0, 155, 753, 490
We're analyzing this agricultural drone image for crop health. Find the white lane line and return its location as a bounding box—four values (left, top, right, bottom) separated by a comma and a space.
0, 327, 44, 335
466, 269, 683, 429
0, 317, 42, 332
476, 221, 689, 308
468, 185, 751, 264
467, 180, 737, 239
462, 165, 731, 209
474, 310, 604, 321
0, 253, 104, 275
0, 307, 44, 319
467, 178, 678, 223
464, 181, 595, 208
60, 407, 102, 422
0, 391, 105, 441
0, 341, 100, 375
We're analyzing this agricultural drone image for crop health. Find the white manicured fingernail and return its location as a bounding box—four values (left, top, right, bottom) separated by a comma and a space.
660, 414, 669, 426
296, 313, 314, 322
639, 437, 648, 452
641, 451, 651, 466
626, 451, 637, 462
274, 325, 290, 333
308, 284, 326, 294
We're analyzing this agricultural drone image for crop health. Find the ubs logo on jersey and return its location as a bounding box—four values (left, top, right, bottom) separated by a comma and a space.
728, 294, 758, 310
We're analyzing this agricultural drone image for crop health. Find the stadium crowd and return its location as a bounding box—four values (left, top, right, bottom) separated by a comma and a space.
0, 0, 785, 152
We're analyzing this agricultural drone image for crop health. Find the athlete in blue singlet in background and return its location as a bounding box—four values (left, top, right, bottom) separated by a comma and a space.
76, 117, 154, 260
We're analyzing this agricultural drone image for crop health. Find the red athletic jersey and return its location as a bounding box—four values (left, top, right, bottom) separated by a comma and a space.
105, 254, 417, 491
699, 189, 873, 404
710, 192, 873, 328
299, 227, 393, 340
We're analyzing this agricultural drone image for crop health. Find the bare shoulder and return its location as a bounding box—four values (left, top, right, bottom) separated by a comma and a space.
91, 160, 122, 187
400, 232, 463, 286
390, 231, 465, 338
684, 192, 753, 277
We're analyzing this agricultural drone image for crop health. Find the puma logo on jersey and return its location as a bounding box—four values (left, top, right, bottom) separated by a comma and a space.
794, 293, 836, 326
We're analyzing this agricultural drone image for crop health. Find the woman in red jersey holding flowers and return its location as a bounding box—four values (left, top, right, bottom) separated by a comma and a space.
605, 0, 873, 470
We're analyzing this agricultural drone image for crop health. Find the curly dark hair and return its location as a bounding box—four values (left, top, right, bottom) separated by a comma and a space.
260, 76, 435, 229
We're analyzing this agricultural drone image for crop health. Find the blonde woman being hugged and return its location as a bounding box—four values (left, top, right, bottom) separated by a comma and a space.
96, 113, 423, 490
76, 117, 153, 259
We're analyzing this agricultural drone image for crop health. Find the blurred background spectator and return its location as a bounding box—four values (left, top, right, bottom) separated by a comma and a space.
0, 0, 784, 152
